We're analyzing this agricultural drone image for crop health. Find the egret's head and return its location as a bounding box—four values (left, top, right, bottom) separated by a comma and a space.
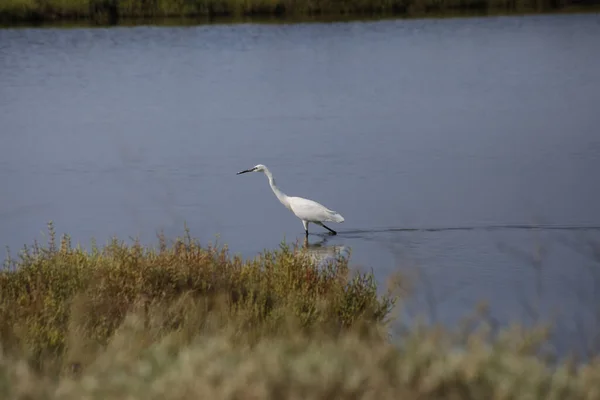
236, 164, 266, 175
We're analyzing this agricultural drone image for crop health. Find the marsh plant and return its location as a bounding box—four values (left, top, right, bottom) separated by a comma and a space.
0, 223, 394, 372
2, 223, 600, 399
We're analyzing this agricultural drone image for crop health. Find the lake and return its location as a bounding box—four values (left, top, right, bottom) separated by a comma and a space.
1, 12, 600, 358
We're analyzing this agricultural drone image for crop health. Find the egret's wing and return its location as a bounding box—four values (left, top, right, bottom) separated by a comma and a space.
288, 197, 343, 223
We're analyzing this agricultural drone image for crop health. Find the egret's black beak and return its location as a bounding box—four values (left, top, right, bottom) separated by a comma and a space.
236, 168, 253, 175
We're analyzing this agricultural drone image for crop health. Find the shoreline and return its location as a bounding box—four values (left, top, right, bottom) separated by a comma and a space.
1, 1, 599, 27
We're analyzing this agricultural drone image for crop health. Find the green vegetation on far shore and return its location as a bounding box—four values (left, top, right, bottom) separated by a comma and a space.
0, 0, 599, 25
2, 223, 600, 399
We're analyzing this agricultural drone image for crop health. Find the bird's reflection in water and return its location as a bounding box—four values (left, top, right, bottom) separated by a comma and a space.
299, 235, 350, 266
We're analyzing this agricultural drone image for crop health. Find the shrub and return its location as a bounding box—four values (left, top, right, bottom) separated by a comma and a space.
0, 223, 395, 375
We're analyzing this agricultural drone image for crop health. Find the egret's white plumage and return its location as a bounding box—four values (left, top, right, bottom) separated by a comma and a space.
236, 164, 344, 236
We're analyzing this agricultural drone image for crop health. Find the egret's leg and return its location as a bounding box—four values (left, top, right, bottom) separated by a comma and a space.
316, 222, 337, 235
302, 220, 309, 236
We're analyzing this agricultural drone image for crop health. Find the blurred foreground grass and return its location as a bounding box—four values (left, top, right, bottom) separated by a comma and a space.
2, 222, 600, 399
1, 0, 599, 24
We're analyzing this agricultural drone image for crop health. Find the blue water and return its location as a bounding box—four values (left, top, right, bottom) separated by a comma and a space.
2, 12, 600, 357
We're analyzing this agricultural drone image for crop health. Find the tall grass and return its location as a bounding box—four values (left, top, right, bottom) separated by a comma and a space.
0, 223, 395, 375
2, 223, 600, 399
0, 0, 598, 24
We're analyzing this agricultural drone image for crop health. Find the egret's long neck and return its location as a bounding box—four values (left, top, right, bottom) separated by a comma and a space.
263, 168, 290, 209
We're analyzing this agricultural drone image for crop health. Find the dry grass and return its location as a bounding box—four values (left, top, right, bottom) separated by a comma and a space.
5, 315, 600, 400
2, 222, 600, 399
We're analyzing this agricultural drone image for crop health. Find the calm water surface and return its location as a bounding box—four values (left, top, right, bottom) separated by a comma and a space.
2, 13, 600, 357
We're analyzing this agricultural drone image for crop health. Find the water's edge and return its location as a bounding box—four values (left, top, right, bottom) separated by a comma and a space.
1, 5, 599, 28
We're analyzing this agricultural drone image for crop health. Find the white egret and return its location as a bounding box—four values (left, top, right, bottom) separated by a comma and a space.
236, 164, 345, 236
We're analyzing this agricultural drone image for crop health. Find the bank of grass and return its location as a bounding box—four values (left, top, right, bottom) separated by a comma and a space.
1, 223, 600, 399
0, 0, 598, 24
